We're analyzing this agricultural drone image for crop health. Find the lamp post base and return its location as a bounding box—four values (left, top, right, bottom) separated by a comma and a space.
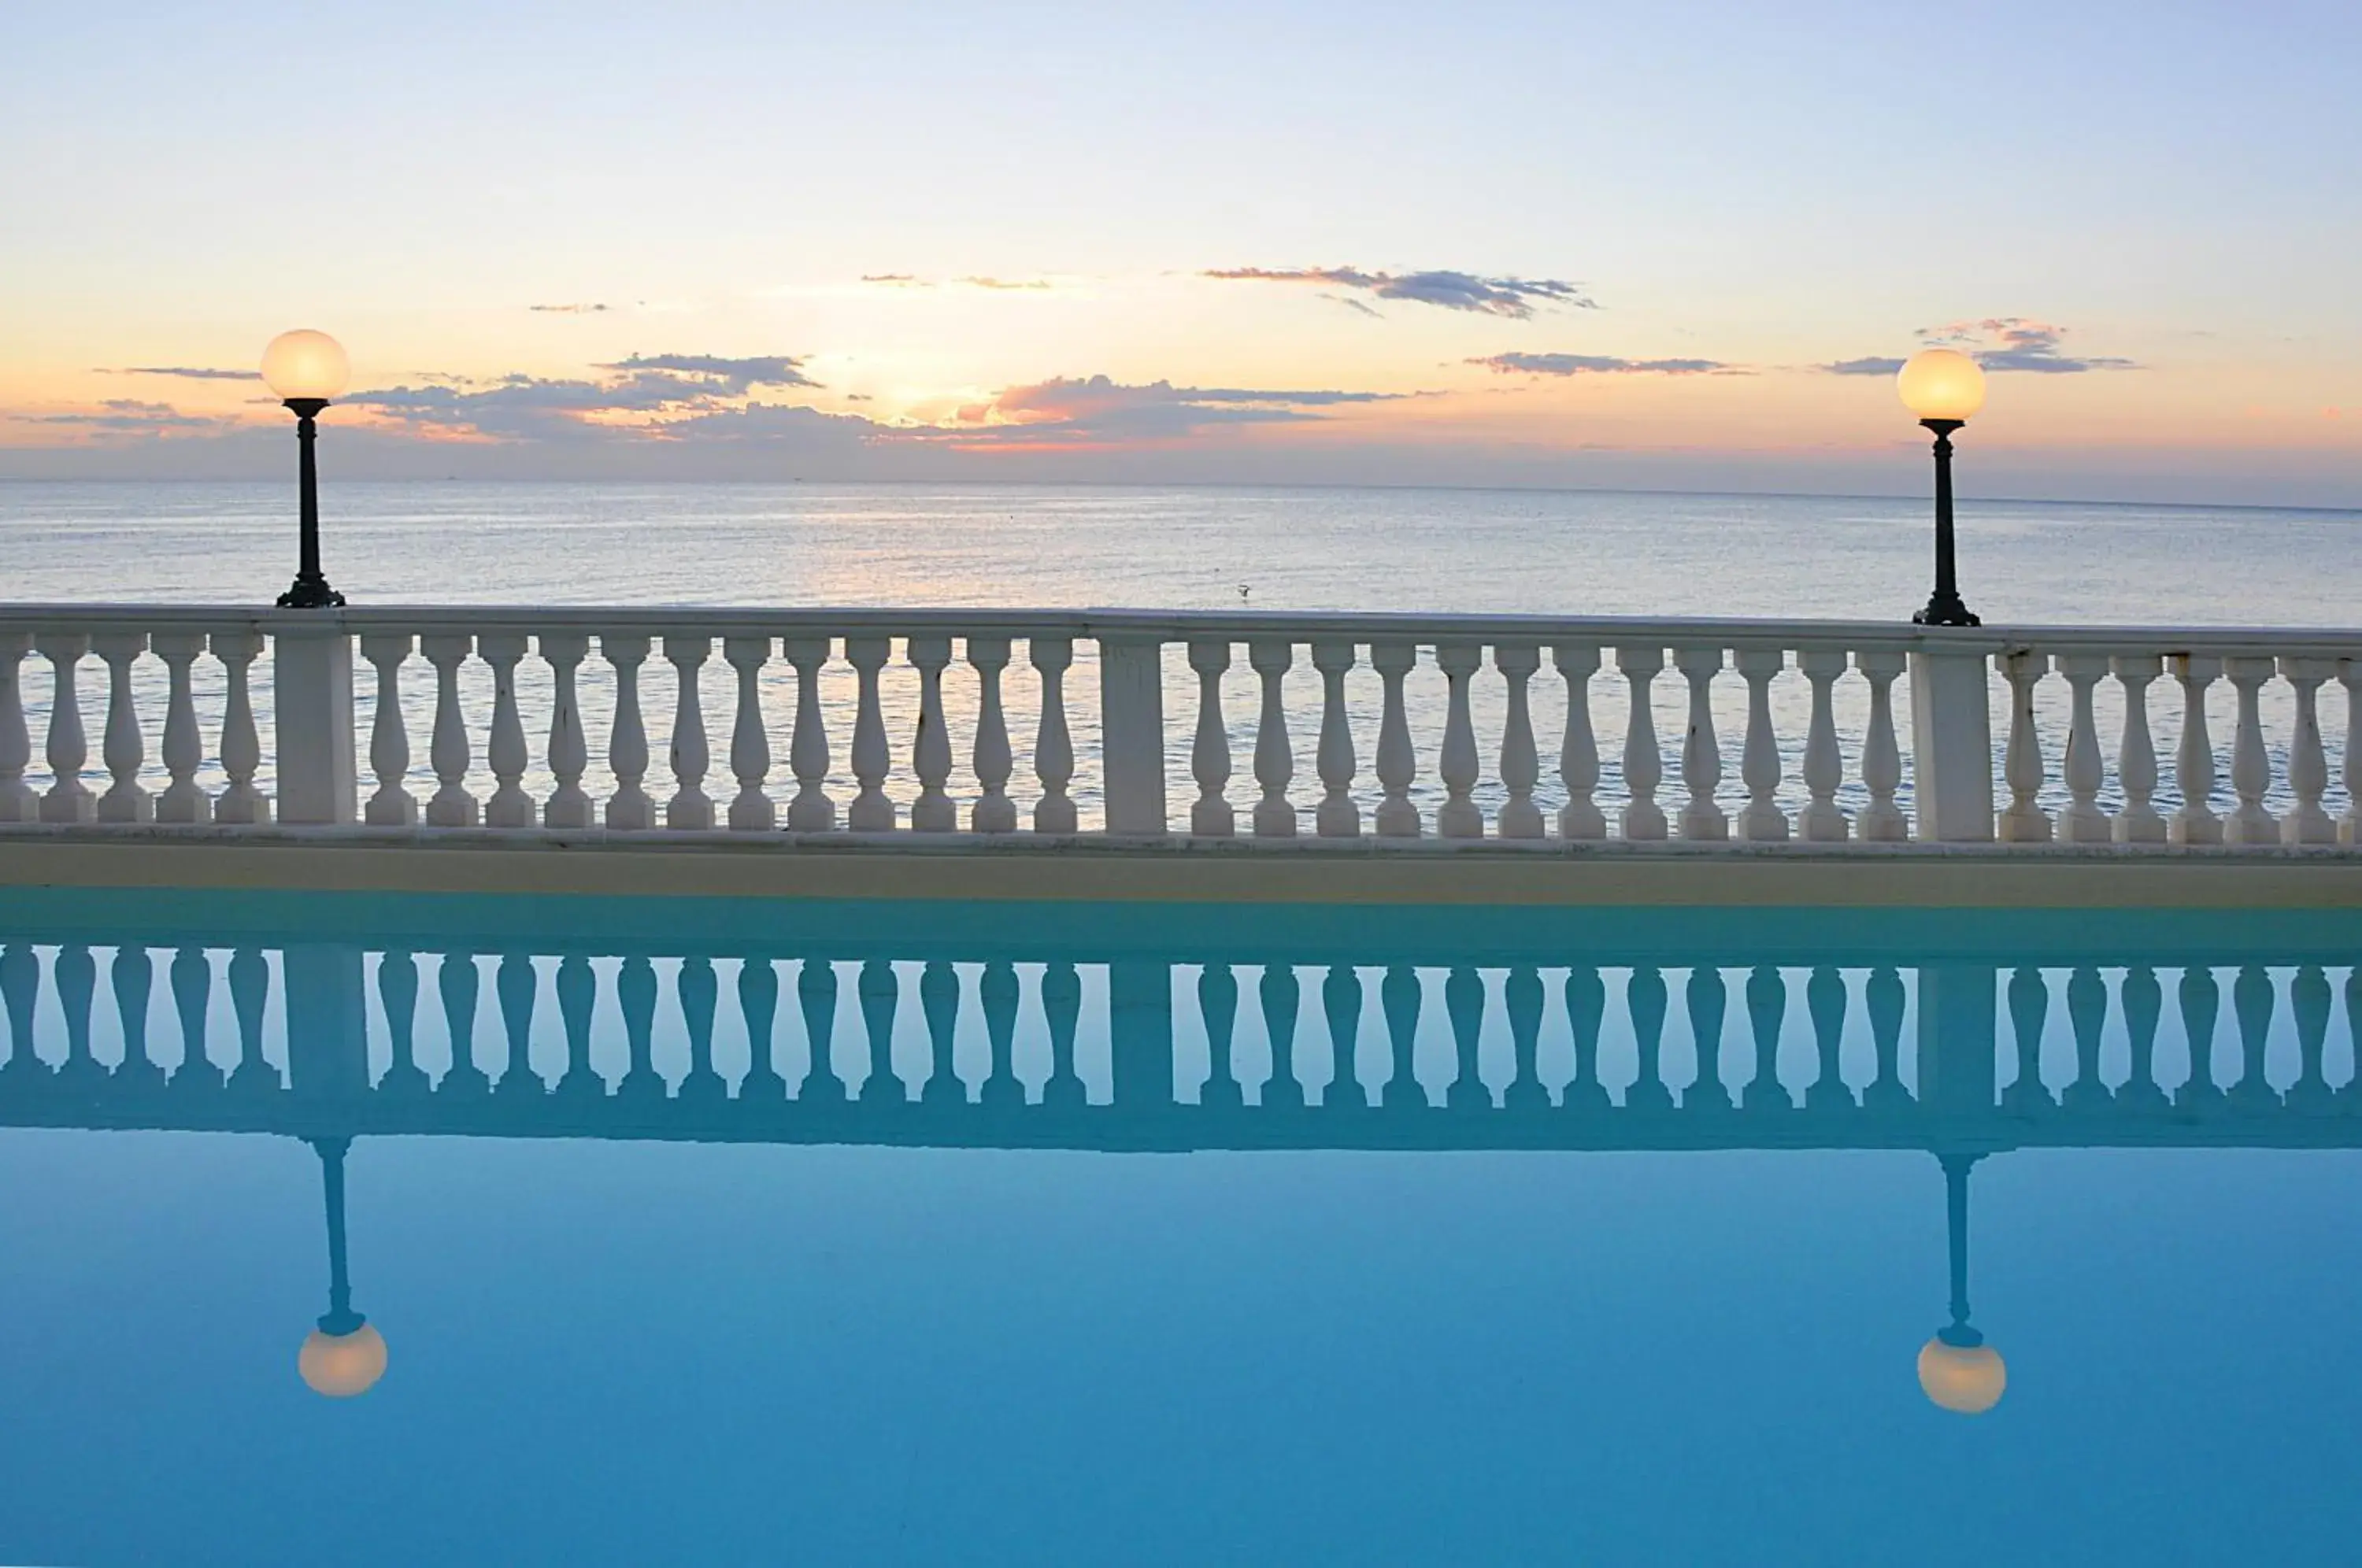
1912, 594, 1980, 628
277, 575, 346, 609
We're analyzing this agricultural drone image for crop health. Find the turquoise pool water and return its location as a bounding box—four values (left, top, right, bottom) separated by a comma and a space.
1, 890, 2358, 1565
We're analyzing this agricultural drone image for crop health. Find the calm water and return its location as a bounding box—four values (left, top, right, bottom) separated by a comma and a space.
2, 888, 2360, 1564
2, 479, 2357, 623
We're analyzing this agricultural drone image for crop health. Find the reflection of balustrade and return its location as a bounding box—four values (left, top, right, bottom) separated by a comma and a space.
3, 608, 2355, 845
3, 926, 2356, 1152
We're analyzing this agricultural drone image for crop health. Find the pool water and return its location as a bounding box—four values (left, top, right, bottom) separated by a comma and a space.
1, 889, 2357, 1566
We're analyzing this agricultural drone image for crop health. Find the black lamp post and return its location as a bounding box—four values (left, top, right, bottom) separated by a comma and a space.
1897, 349, 1988, 628
1917, 1151, 2005, 1413
261, 330, 350, 609
298, 1134, 388, 1396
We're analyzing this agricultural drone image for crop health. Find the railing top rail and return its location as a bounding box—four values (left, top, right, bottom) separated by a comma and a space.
0, 602, 2356, 654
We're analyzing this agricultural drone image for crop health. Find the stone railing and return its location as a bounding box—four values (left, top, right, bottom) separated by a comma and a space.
0, 605, 2355, 847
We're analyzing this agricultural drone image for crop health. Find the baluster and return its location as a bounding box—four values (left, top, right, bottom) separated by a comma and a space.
1200, 963, 1242, 1107
846, 637, 895, 831
1435, 642, 1483, 838
0, 633, 33, 822
2168, 656, 2222, 845
35, 633, 95, 823
968, 638, 1016, 834
1321, 965, 1367, 1109
112, 945, 161, 1086
2119, 965, 2167, 1110
2222, 658, 2279, 845
918, 960, 963, 1103
226, 947, 275, 1093
1674, 648, 1727, 841
495, 952, 543, 1095
2349, 967, 2362, 1104
357, 634, 417, 827
1372, 642, 1420, 838
2230, 964, 2278, 1109
1261, 965, 1305, 1109
616, 956, 662, 1103
603, 634, 656, 830
2111, 655, 2164, 844
1487, 643, 1542, 838
1379, 965, 1423, 1109
2056, 654, 2110, 843
92, 633, 153, 823
553, 954, 601, 1100
979, 960, 1022, 1106
798, 958, 846, 1103
1732, 648, 1786, 841
1616, 646, 1667, 840
0, 943, 39, 1077
151, 634, 209, 825
420, 634, 479, 827
2342, 663, 2360, 847
1041, 961, 1086, 1109
1686, 966, 1731, 1111
1802, 967, 1852, 1110
1030, 638, 1077, 834
724, 635, 777, 831
678, 956, 724, 1104
1188, 639, 1235, 836
1553, 645, 1605, 840
1563, 965, 1609, 1112
783, 638, 836, 832
908, 637, 956, 832
1505, 966, 1546, 1110
1438, 967, 1484, 1110
377, 950, 426, 1096
1744, 966, 1791, 1111
2003, 967, 2053, 1113
664, 635, 714, 830
1857, 651, 1907, 841
739, 958, 786, 1102
540, 634, 593, 828
438, 951, 487, 1096
207, 632, 268, 825
1626, 966, 1672, 1111
1864, 965, 1909, 1109
2289, 965, 2332, 1111
55, 945, 100, 1085
1796, 649, 1848, 841
1996, 651, 2053, 842
1310, 642, 1359, 838
857, 958, 903, 1104
2178, 966, 2223, 1110
2061, 967, 2109, 1110
2279, 657, 2335, 845
480, 634, 534, 828
1248, 640, 1298, 838
168, 946, 217, 1089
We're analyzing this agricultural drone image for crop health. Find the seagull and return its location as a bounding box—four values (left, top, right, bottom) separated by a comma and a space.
1238, 582, 1252, 601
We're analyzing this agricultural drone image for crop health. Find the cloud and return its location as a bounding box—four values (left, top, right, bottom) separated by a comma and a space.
1819, 356, 1908, 377
957, 276, 1057, 291
594, 353, 817, 393
1205, 266, 1595, 319
944, 375, 1401, 444
11, 398, 236, 438
529, 302, 610, 314
1470, 352, 1727, 375
343, 352, 819, 441
1917, 318, 2138, 373
860, 273, 928, 286
1319, 292, 1386, 320
106, 366, 257, 380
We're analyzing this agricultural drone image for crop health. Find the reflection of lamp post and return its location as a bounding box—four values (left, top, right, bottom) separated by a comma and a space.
297, 1137, 387, 1398
1897, 349, 1986, 628
261, 330, 351, 610
1917, 1152, 2005, 1414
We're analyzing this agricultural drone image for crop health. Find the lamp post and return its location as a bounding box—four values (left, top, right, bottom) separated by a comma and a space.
1897, 348, 1987, 627
261, 330, 351, 609
1916, 1152, 2005, 1414
297, 1135, 388, 1397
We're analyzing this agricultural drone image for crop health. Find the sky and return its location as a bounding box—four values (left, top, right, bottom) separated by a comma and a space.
3, 1, 2359, 504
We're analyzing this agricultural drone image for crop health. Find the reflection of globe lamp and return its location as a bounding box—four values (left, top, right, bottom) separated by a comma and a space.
1896, 348, 1987, 628
1918, 1152, 2005, 1414
297, 1136, 387, 1398
260, 329, 351, 610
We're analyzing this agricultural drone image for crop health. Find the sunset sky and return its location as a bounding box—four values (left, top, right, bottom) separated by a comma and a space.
4, 2, 2358, 503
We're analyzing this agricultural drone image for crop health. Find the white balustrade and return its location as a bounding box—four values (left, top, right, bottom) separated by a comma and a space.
2344, 662, 2361, 848
0, 608, 2353, 863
